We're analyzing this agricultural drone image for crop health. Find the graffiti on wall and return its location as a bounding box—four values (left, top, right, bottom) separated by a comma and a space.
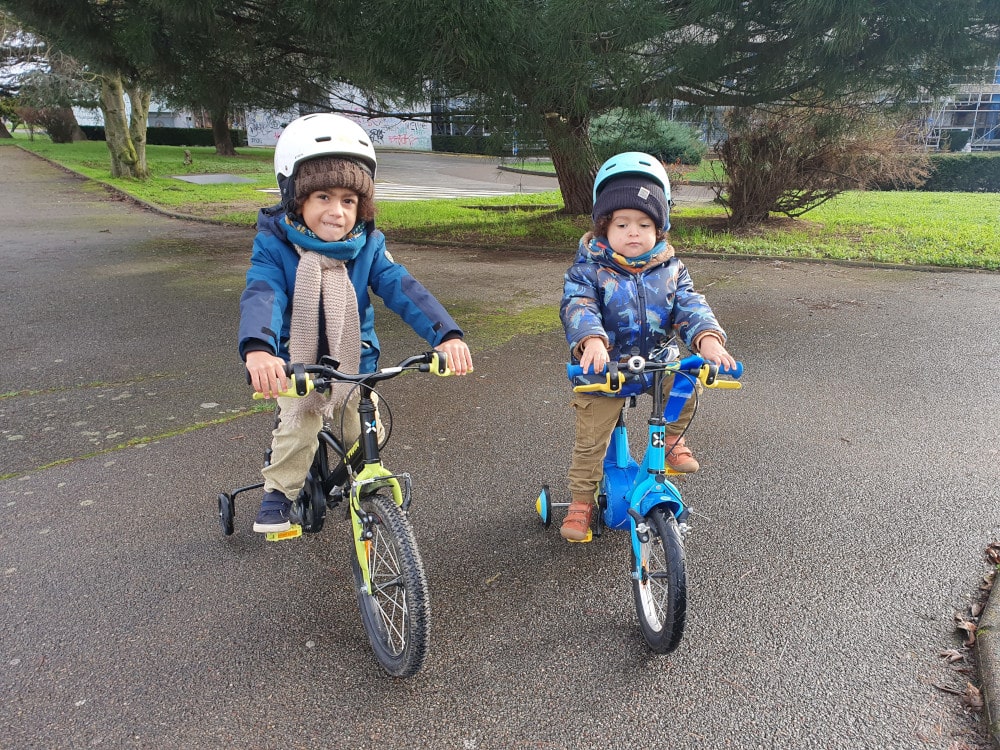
245, 107, 431, 151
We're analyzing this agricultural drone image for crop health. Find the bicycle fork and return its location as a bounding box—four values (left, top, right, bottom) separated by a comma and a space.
347, 464, 412, 596
626, 415, 689, 581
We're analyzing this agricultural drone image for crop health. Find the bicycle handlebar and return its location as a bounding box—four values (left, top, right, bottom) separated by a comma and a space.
252, 351, 458, 400
567, 354, 743, 394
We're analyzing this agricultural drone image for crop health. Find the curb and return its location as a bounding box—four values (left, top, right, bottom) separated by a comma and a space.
979, 583, 1000, 748
496, 164, 558, 177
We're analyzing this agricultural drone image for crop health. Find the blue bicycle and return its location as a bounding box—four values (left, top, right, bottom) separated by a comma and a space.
535, 343, 743, 653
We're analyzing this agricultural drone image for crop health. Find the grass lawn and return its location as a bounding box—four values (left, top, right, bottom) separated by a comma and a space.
8, 134, 1000, 270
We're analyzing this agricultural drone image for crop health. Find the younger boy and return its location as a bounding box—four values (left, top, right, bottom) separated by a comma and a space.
559, 152, 736, 542
239, 113, 473, 534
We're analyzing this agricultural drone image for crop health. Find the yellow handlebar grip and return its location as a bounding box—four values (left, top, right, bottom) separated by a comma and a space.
429, 352, 453, 376
429, 352, 473, 376
251, 373, 315, 399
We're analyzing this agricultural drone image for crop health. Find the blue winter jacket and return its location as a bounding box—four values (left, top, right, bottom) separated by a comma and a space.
561, 234, 725, 376
239, 207, 463, 373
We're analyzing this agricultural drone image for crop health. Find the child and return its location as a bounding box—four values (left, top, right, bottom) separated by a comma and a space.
239, 113, 473, 534
559, 152, 736, 542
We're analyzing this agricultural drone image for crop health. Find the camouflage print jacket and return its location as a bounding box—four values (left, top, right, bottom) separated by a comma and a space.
560, 233, 726, 366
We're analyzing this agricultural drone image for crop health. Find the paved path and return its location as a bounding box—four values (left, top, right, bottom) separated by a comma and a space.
1, 145, 998, 749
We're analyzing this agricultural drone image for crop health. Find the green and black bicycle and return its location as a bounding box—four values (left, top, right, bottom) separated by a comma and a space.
217, 351, 456, 678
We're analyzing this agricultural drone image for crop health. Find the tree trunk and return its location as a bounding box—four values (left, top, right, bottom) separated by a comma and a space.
0, 120, 11, 138
541, 112, 598, 216
98, 74, 145, 179
124, 81, 151, 178
210, 105, 236, 156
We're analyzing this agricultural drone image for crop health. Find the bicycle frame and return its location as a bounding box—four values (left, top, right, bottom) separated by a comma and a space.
601, 366, 695, 586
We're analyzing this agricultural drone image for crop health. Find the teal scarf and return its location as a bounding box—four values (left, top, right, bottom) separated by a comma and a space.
284, 216, 367, 261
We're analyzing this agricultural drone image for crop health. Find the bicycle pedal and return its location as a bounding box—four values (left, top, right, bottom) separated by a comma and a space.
265, 524, 302, 542
567, 529, 593, 544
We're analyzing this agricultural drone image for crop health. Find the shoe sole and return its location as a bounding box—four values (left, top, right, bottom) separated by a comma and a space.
253, 520, 291, 533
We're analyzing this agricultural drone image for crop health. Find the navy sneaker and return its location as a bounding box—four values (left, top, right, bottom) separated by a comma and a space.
253, 491, 292, 533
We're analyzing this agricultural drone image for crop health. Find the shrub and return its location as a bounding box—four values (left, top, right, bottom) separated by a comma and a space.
944, 130, 972, 153
16, 106, 81, 143
716, 106, 929, 228
590, 109, 706, 165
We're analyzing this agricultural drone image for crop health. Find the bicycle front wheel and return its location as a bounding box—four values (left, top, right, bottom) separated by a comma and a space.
350, 491, 430, 678
631, 507, 687, 654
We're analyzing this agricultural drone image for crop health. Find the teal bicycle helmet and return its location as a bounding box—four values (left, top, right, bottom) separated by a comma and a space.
593, 152, 671, 204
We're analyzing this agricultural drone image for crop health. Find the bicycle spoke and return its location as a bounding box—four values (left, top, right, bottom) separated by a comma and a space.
367, 522, 410, 655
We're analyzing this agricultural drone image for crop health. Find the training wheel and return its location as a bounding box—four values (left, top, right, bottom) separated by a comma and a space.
217, 493, 235, 536
535, 485, 553, 528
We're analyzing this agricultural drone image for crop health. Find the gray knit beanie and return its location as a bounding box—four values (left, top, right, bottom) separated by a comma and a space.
294, 156, 375, 221
592, 175, 670, 232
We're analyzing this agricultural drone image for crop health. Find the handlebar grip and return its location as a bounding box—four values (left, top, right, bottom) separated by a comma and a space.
428, 351, 474, 376
252, 372, 316, 400
566, 364, 625, 393
429, 351, 453, 376
719, 362, 743, 379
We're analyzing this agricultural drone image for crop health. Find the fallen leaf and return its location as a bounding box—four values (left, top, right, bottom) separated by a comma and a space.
954, 614, 978, 646
962, 682, 984, 710
985, 540, 1000, 565
939, 649, 965, 664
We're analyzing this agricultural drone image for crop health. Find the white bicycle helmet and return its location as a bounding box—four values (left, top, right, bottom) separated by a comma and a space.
273, 113, 377, 206
592, 151, 671, 205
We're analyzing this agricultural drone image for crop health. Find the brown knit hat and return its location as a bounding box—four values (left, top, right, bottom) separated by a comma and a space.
294, 156, 375, 221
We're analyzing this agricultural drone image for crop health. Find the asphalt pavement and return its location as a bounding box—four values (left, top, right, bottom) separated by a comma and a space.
2, 144, 1000, 749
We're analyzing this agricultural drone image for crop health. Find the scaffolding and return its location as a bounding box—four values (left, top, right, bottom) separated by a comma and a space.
926, 58, 1000, 151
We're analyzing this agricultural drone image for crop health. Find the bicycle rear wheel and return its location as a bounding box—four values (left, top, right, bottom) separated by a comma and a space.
350, 491, 430, 678
631, 507, 686, 653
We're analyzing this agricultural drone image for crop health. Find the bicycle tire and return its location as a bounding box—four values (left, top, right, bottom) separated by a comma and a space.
350, 491, 430, 678
631, 506, 687, 653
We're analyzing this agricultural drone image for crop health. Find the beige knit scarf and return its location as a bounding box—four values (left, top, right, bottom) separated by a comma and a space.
282, 247, 361, 425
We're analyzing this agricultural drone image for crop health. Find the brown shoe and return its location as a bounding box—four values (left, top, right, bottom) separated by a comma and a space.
560, 500, 594, 542
665, 435, 699, 473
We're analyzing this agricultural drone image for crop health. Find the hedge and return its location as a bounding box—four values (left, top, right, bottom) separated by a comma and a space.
922, 152, 1000, 192
430, 133, 548, 157
80, 125, 248, 148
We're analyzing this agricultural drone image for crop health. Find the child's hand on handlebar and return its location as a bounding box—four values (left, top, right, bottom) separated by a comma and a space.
696, 335, 738, 373
434, 338, 474, 375
578, 336, 610, 374
246, 350, 288, 399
